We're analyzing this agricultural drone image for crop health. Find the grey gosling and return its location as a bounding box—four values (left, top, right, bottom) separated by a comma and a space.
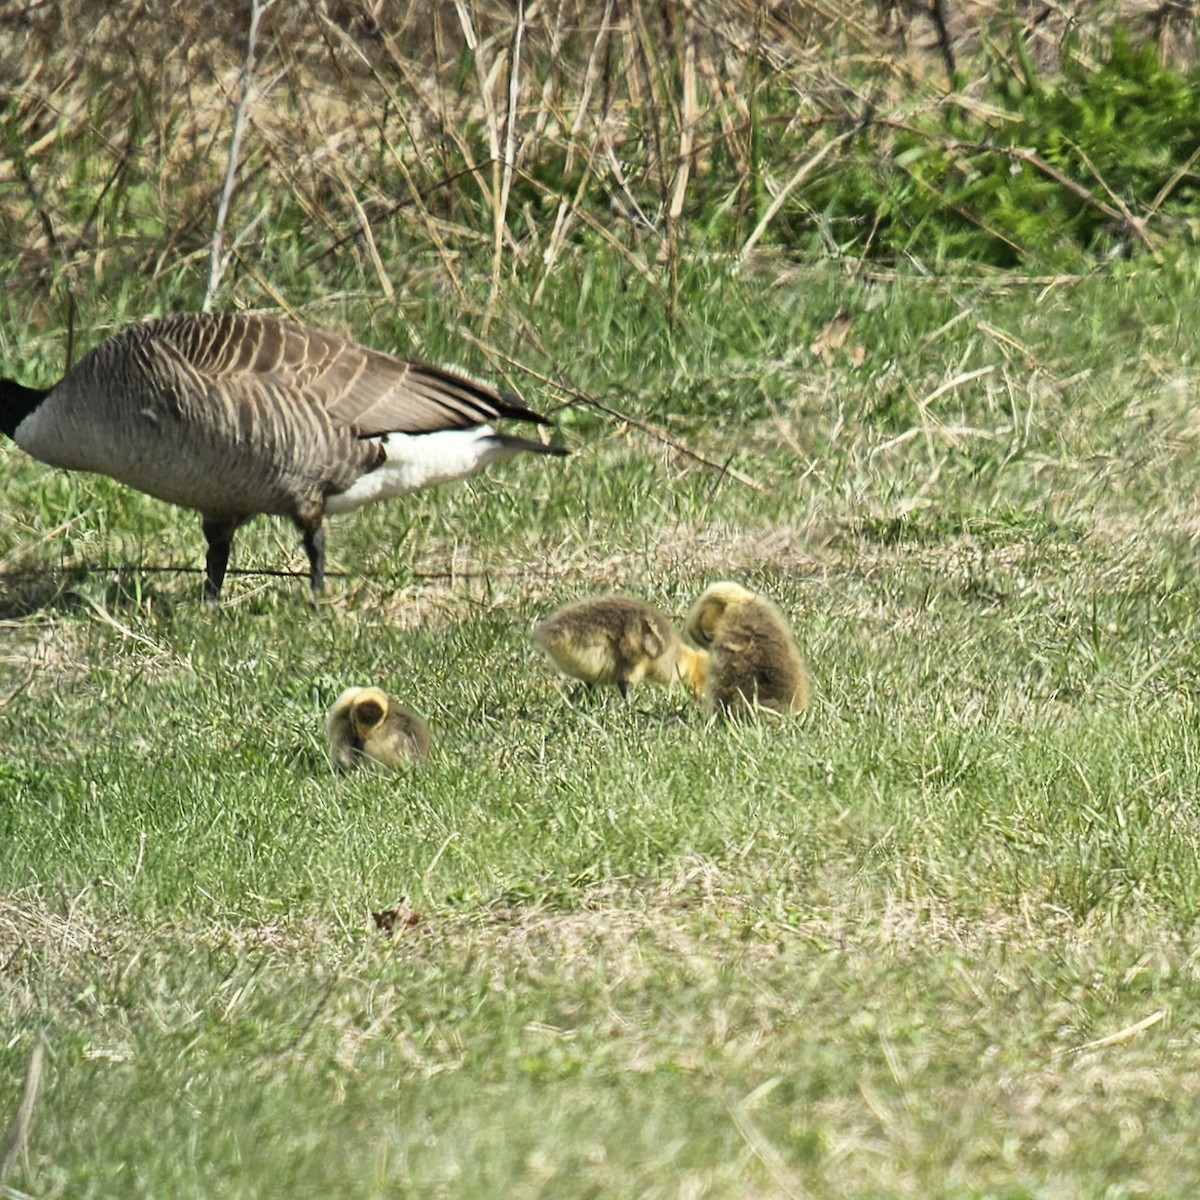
531, 594, 709, 699
0, 312, 567, 603
685, 581, 809, 718
325, 686, 431, 772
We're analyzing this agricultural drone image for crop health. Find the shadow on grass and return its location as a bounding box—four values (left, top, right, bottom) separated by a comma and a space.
0, 562, 333, 618
0, 565, 90, 619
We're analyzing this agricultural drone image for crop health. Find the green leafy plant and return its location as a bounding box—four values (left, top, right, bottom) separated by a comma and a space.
828, 25, 1200, 267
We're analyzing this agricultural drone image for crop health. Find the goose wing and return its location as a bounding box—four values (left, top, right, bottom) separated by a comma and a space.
146, 312, 548, 437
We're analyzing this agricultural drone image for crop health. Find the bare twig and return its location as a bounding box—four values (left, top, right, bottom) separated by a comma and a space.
82, 595, 173, 656
1066, 1008, 1168, 1055
1149, 143, 1200, 216
629, 0, 678, 318
64, 290, 77, 372
998, 142, 1156, 251
930, 0, 957, 80
0, 517, 88, 575
0, 562, 574, 596
533, 0, 616, 304
518, 164, 660, 289
739, 125, 861, 262
882, 118, 1161, 253
669, 28, 698, 221
204, 0, 276, 311
0, 656, 37, 709
13, 150, 77, 345
1072, 143, 1162, 262
452, 0, 504, 327
332, 161, 394, 301
453, 326, 768, 494
0, 1035, 45, 1188
12, 154, 59, 265
727, 1097, 810, 1200
493, 0, 526, 309
264, 978, 339, 1061
228, 248, 304, 317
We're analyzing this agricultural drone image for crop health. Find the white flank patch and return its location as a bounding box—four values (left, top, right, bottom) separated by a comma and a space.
325, 426, 507, 514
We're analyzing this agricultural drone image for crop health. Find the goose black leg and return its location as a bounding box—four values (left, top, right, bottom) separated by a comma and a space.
297, 519, 326, 597
201, 517, 239, 606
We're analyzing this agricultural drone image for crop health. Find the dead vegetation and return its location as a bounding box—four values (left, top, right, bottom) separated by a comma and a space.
3, 0, 1198, 331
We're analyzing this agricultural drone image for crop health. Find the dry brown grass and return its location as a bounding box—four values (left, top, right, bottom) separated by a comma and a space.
3, 0, 1196, 330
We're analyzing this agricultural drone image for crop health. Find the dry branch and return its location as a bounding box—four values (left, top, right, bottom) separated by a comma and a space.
204, 0, 275, 311
453, 326, 768, 494
533, 0, 617, 305
494, 0, 527, 307
885, 119, 1164, 253
0, 1035, 45, 1188
738, 124, 862, 262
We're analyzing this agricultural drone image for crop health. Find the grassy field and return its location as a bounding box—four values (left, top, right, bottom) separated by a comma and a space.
6, 255, 1200, 1197
7, 4, 1200, 1197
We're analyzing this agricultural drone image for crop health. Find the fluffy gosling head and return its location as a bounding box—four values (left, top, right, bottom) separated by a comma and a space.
684, 580, 757, 648
685, 581, 809, 718
532, 594, 700, 699
326, 685, 431, 772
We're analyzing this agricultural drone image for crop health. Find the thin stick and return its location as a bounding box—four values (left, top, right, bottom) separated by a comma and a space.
333, 162, 394, 301
930, 0, 957, 80
0, 563, 576, 596
533, 0, 615, 304
204, 0, 275, 311
0, 518, 84, 574
454, 327, 768, 493
881, 119, 1160, 253
453, 0, 502, 327
629, 0, 677, 320
293, 12, 478, 307
727, 1099, 810, 1200
0, 1035, 45, 1188
1068, 1009, 1168, 1055
1071, 139, 1161, 261
0, 657, 36, 709
1149, 143, 1200, 215
64, 289, 77, 372
669, 31, 697, 221
492, 0, 526, 309
739, 126, 860, 262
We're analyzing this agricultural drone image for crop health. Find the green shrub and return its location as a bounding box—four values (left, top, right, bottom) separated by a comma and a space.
808, 26, 1200, 268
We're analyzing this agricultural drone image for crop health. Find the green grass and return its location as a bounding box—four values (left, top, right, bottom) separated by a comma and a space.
7, 6, 1200, 1188
6, 251, 1200, 1197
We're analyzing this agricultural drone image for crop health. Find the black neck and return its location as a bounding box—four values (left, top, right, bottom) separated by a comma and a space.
0, 379, 50, 440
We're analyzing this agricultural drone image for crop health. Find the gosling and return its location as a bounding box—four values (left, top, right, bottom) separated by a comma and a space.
325, 686, 431, 772
685, 581, 808, 718
531, 594, 708, 699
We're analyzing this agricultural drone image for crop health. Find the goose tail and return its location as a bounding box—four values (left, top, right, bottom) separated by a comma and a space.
488, 432, 570, 458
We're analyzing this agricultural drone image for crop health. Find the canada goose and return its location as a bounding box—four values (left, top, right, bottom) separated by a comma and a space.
531, 594, 709, 699
0, 312, 567, 602
685, 581, 809, 718
325, 685, 431, 771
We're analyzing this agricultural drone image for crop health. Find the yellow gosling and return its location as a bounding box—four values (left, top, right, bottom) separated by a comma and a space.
685, 581, 808, 718
532, 594, 704, 699
326, 685, 431, 772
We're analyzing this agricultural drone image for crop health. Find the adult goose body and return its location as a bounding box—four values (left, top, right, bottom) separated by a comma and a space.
0, 312, 567, 601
